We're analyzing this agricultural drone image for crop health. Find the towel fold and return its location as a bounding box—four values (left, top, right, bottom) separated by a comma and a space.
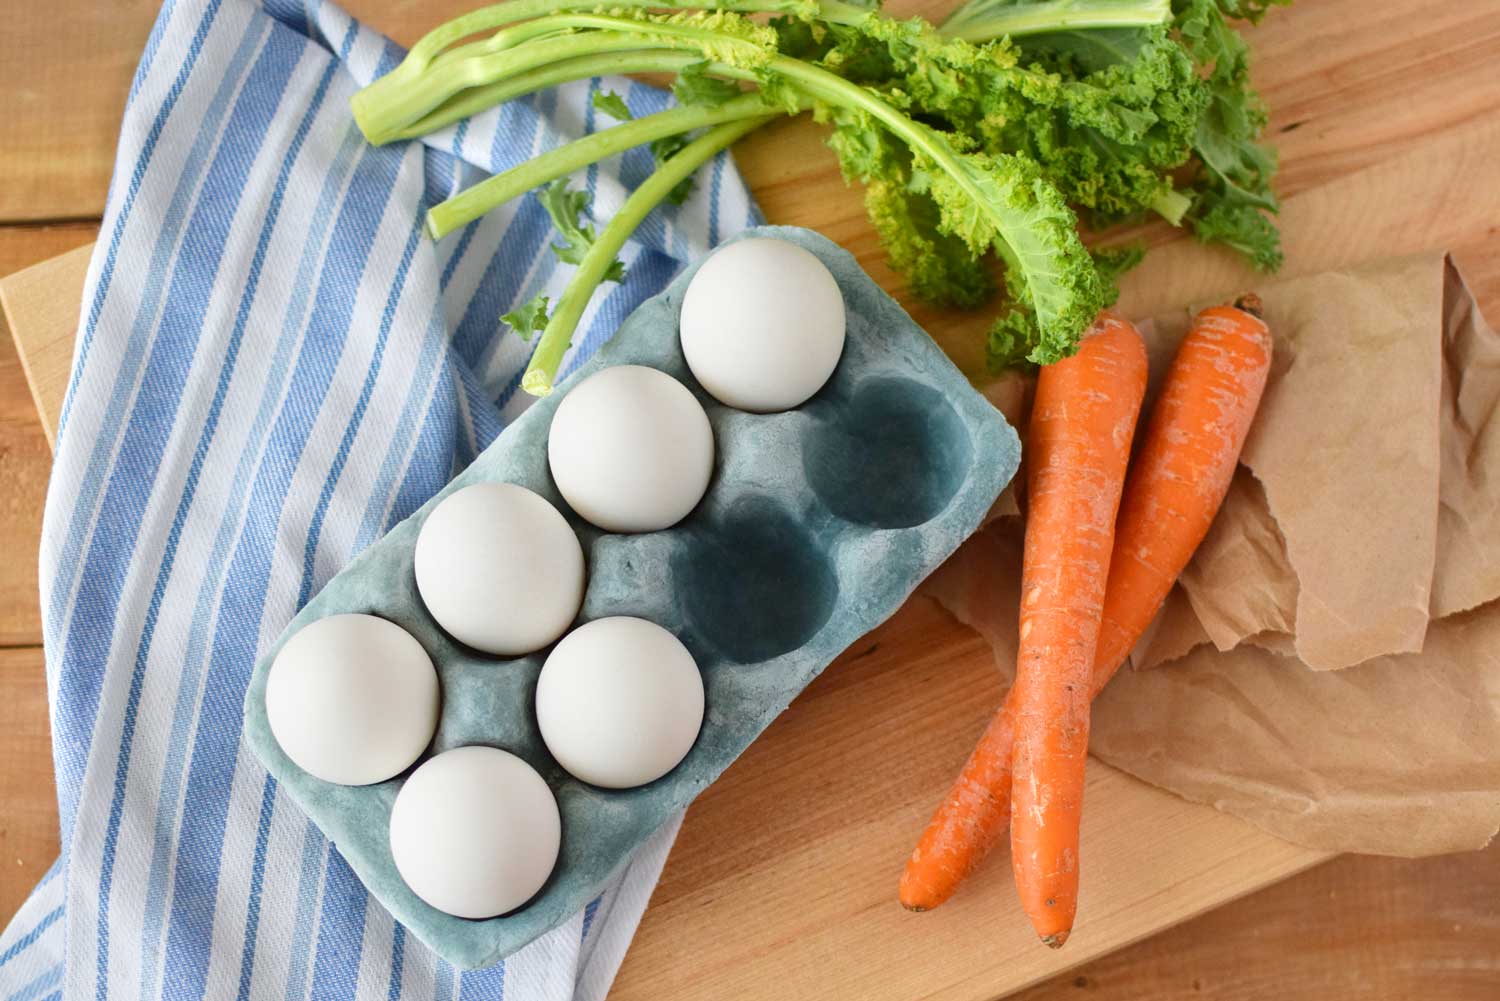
0, 0, 757, 996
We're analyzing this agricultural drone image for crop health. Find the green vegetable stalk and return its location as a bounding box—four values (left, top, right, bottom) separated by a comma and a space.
939, 0, 1288, 270
520, 116, 773, 396
351, 0, 1287, 390
352, 0, 871, 143
939, 0, 1173, 41
427, 92, 784, 239
383, 52, 711, 144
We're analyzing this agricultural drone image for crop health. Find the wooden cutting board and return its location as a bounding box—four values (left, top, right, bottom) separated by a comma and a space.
5, 10, 1499, 999
0, 244, 1334, 998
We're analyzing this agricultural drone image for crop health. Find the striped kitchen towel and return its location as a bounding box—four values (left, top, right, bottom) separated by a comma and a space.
0, 0, 759, 997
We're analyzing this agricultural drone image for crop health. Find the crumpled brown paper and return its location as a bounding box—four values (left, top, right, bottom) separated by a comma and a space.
923, 253, 1500, 856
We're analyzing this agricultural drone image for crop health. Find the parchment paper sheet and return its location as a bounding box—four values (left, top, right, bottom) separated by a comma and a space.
925, 254, 1500, 856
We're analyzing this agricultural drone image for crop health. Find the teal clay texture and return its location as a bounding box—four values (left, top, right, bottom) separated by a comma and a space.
243, 226, 1021, 968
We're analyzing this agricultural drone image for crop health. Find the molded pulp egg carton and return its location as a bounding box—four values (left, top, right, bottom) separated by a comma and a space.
242, 226, 1021, 968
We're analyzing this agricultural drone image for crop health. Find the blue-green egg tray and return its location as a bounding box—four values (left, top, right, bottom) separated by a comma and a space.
242, 226, 1021, 968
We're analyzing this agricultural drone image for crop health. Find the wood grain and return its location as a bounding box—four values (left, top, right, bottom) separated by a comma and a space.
0, 648, 57, 922
1014, 841, 1500, 1001
1243, 0, 1500, 200
6, 0, 1500, 224
613, 600, 1326, 1000
0, 223, 98, 278
3, 0, 1500, 996
0, 0, 631, 221
0, 221, 94, 920
0, 244, 93, 447
0, 212, 1335, 1001
0, 331, 50, 650
0, 224, 95, 646
0, 3, 157, 223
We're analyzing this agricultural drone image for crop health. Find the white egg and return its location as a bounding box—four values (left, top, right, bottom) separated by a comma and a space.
389, 746, 560, 919
414, 483, 584, 656
679, 237, 846, 412
536, 616, 704, 789
547, 366, 714, 533
265, 613, 440, 786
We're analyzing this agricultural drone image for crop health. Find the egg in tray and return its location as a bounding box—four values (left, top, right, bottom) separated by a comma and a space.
242, 226, 1021, 969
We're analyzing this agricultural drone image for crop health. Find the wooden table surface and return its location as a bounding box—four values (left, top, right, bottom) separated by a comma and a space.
2, 1, 1498, 997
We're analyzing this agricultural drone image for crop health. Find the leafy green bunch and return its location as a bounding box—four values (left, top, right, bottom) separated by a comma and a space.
351, 0, 1287, 393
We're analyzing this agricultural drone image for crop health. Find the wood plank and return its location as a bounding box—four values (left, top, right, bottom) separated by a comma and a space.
4, 0, 1500, 995
1244, 0, 1500, 201
0, 243, 93, 447
0, 332, 51, 649
0, 648, 58, 923
0, 223, 98, 278
0, 2, 157, 223
0, 0, 627, 221
0, 230, 1336, 997
6, 0, 1500, 223
6, 64, 1499, 1001
1015, 839, 1500, 1001
0, 223, 93, 917
613, 599, 1327, 1001
0, 223, 94, 647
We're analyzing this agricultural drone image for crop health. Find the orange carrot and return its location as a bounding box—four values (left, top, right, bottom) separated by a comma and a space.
899, 692, 1022, 911
899, 316, 1144, 918
1010, 314, 1147, 948
1092, 296, 1273, 676
899, 299, 1273, 925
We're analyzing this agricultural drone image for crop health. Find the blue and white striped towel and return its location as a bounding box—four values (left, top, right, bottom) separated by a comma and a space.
0, 0, 759, 997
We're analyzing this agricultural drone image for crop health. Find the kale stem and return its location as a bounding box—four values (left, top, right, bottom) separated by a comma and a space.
764, 57, 976, 199
938, 0, 1171, 41
398, 0, 580, 72
398, 0, 832, 72
396, 36, 1063, 347
386, 52, 713, 142
428, 93, 783, 239
521, 115, 771, 397
1149, 186, 1192, 226
421, 20, 573, 72
356, 33, 684, 144
354, 0, 861, 142
354, 13, 778, 145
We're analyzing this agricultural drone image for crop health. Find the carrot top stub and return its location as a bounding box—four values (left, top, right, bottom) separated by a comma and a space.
1010, 313, 1148, 947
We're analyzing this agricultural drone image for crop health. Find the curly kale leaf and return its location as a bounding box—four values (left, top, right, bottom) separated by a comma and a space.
501, 295, 550, 342
538, 179, 627, 282
815, 86, 1105, 364
828, 124, 994, 306
648, 133, 698, 205
1189, 192, 1282, 270
591, 89, 633, 121
929, 0, 1285, 267
812, 15, 1204, 228
920, 145, 1106, 364
672, 60, 745, 107
986, 31, 1206, 227
1173, 0, 1284, 268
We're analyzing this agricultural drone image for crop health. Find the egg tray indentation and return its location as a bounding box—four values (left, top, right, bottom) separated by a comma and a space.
242, 226, 1022, 969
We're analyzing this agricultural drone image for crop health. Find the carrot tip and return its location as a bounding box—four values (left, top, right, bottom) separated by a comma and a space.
1232, 292, 1264, 318
1041, 932, 1070, 950
901, 902, 929, 913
